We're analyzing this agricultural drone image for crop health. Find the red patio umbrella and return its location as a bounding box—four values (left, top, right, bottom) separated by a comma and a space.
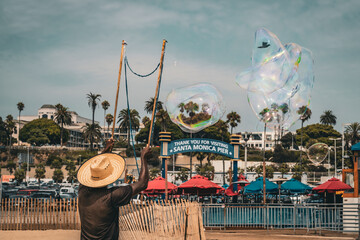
313, 177, 352, 193
178, 175, 224, 195
225, 179, 249, 196
143, 176, 178, 194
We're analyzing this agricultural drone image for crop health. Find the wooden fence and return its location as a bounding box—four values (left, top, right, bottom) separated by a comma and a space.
0, 198, 80, 230
0, 198, 205, 239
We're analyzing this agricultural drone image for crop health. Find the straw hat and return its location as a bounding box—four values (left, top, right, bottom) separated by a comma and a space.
77, 153, 126, 188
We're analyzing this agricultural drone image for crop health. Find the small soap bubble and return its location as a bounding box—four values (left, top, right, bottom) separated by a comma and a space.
165, 83, 226, 133
307, 143, 329, 164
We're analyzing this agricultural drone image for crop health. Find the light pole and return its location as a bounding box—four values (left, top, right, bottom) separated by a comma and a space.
244, 132, 250, 179
342, 123, 351, 171
329, 137, 341, 177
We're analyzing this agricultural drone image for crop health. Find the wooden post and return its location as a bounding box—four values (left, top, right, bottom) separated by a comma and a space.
165, 158, 168, 201
111, 40, 127, 139
263, 123, 267, 205
148, 39, 167, 146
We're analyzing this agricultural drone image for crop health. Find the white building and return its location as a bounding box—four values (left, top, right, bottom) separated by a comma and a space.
237, 131, 295, 151
14, 104, 141, 148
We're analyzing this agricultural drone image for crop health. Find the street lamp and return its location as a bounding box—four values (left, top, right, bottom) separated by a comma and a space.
243, 132, 250, 178
342, 123, 351, 171
329, 137, 341, 177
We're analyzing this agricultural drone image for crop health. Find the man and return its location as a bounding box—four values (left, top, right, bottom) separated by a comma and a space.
77, 145, 150, 240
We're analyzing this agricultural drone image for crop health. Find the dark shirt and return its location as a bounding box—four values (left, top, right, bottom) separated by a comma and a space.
78, 184, 133, 240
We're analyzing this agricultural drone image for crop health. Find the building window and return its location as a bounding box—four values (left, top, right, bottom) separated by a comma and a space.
42, 114, 48, 118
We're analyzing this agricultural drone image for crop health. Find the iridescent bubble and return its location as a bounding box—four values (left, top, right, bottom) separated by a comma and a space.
307, 143, 329, 164
165, 83, 226, 133
236, 28, 314, 130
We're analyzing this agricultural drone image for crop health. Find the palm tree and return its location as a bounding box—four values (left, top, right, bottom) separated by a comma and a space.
345, 122, 360, 146
17, 102, 24, 144
82, 123, 102, 149
320, 110, 337, 126
86, 92, 101, 150
297, 106, 312, 167
226, 111, 241, 134
144, 97, 163, 114
101, 100, 110, 136
105, 113, 114, 138
117, 109, 140, 147
5, 115, 16, 147
54, 103, 72, 146
156, 109, 169, 131
184, 101, 199, 118
142, 116, 150, 126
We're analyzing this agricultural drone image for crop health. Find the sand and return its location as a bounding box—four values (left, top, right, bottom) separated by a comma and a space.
0, 229, 357, 240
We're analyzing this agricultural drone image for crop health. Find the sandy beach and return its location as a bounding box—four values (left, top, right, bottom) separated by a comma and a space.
0, 229, 358, 240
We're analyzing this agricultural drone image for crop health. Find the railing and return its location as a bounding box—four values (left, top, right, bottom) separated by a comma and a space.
1, 198, 359, 234
202, 203, 360, 233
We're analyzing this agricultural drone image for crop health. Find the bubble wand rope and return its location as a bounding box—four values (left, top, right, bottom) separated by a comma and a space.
111, 40, 127, 140
147, 39, 167, 147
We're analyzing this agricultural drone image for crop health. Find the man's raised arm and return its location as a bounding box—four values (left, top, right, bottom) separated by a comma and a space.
130, 146, 151, 196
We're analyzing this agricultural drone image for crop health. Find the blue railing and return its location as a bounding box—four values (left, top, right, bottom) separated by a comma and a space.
202, 203, 359, 233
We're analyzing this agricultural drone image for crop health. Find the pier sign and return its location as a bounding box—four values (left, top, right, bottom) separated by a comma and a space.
167, 138, 234, 158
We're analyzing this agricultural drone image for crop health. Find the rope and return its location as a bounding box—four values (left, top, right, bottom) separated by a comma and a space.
124, 58, 140, 175
125, 57, 160, 78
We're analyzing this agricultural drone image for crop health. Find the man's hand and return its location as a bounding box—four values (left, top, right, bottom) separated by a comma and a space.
101, 138, 114, 154
141, 146, 152, 162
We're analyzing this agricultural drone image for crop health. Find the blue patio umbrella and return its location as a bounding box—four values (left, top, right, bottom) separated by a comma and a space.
243, 177, 278, 194
351, 142, 360, 151
281, 178, 312, 193
222, 184, 229, 189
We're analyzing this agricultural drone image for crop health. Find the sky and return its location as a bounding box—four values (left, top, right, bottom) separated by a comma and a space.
0, 0, 359, 134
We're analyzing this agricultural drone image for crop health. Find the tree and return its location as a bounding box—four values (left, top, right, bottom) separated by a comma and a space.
320, 110, 337, 126
6, 159, 16, 175
195, 163, 215, 180
195, 152, 207, 167
150, 168, 161, 180
87, 92, 101, 150
279, 163, 290, 178
105, 113, 114, 138
194, 120, 230, 142
0, 117, 7, 145
281, 132, 296, 149
142, 116, 150, 126
52, 169, 64, 183
14, 168, 26, 184
226, 111, 241, 134
82, 123, 102, 150
255, 165, 274, 178
297, 106, 312, 166
117, 109, 140, 147
20, 118, 66, 146
5, 115, 16, 147
175, 168, 189, 182
54, 103, 72, 146
17, 102, 24, 144
295, 123, 341, 147
345, 122, 360, 146
144, 97, 163, 114
101, 100, 110, 136
35, 163, 46, 184
156, 109, 169, 131
65, 159, 77, 183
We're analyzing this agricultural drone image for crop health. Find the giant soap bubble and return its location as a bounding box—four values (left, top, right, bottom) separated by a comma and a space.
307, 143, 329, 165
165, 83, 226, 133
236, 28, 314, 129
